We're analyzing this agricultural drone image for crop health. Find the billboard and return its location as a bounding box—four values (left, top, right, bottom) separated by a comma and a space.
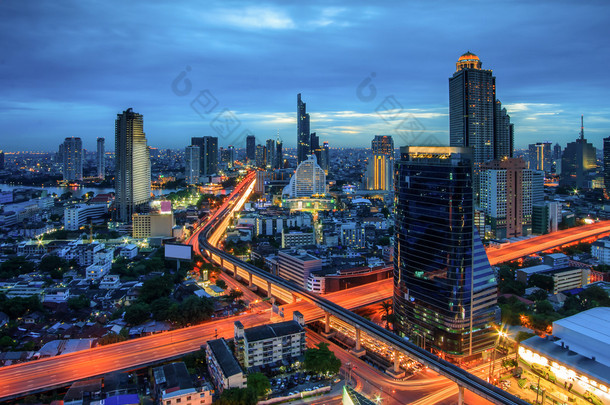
165, 243, 193, 261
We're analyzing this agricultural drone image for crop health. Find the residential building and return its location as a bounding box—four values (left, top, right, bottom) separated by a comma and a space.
282, 155, 326, 197
153, 362, 212, 405
532, 201, 560, 235
394, 146, 497, 361
528, 142, 552, 173
191, 136, 218, 176
234, 312, 306, 369
281, 230, 315, 248
364, 154, 393, 192
43, 288, 70, 303
297, 93, 311, 164
62, 137, 83, 182
321, 141, 330, 175
206, 338, 246, 393
339, 222, 366, 248
255, 144, 266, 168
604, 136, 610, 189
246, 135, 256, 162
132, 212, 174, 238
479, 158, 532, 239
543, 253, 569, 269
278, 250, 322, 288
64, 203, 108, 231
592, 237, 610, 265
185, 145, 200, 184
115, 108, 151, 222
96, 137, 105, 179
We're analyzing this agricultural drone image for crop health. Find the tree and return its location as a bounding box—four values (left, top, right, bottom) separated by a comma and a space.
226, 289, 244, 302
215, 387, 257, 405
39, 254, 69, 279
150, 297, 176, 321
304, 342, 341, 375
528, 274, 554, 292
171, 296, 214, 326
215, 279, 227, 290
379, 300, 393, 330
247, 373, 270, 398
67, 294, 90, 311
139, 275, 173, 304
0, 256, 36, 278
534, 300, 554, 315
124, 302, 151, 325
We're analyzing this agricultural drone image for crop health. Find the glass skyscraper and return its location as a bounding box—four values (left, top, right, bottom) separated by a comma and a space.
115, 108, 151, 222
394, 146, 497, 362
62, 137, 83, 182
297, 93, 310, 164
96, 137, 105, 179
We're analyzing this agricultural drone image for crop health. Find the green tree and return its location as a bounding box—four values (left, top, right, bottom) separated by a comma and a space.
379, 300, 393, 330
150, 297, 176, 321
528, 274, 554, 291
215, 279, 227, 290
67, 294, 90, 311
215, 387, 257, 405
139, 275, 173, 304
124, 302, 151, 325
304, 342, 341, 375
172, 296, 214, 326
39, 254, 69, 279
534, 300, 554, 315
0, 256, 35, 278
226, 289, 244, 302
247, 373, 270, 398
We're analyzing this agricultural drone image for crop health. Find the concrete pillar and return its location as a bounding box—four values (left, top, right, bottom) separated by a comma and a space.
458, 385, 464, 405
321, 312, 335, 338
385, 349, 405, 378
267, 281, 272, 298
248, 273, 253, 287
350, 328, 366, 357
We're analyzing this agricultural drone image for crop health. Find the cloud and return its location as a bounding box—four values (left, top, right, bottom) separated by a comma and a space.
202, 6, 296, 30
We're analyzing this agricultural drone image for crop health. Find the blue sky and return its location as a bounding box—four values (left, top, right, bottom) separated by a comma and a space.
1, 1, 609, 152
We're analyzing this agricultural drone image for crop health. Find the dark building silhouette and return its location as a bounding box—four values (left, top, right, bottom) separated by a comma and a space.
0, 150, 4, 170
394, 146, 497, 362
297, 93, 310, 164
191, 136, 218, 176
246, 135, 256, 161
560, 116, 596, 188
604, 136, 610, 189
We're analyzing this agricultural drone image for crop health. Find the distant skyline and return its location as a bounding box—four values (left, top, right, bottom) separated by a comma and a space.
1, 1, 609, 152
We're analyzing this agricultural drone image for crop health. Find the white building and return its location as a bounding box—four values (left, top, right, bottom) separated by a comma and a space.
339, 222, 366, 248
234, 312, 306, 369
278, 250, 322, 288
153, 362, 213, 405
206, 338, 246, 393
185, 145, 200, 185
282, 155, 326, 197
64, 204, 108, 231
43, 288, 70, 303
281, 230, 315, 248
592, 237, 610, 265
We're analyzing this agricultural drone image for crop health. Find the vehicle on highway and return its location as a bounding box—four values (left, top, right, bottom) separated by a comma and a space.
584, 391, 603, 405
530, 363, 556, 382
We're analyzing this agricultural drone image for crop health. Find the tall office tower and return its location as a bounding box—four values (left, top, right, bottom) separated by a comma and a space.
553, 143, 562, 161
62, 137, 83, 181
310, 132, 322, 163
282, 155, 326, 198
321, 142, 330, 175
266, 139, 276, 169
227, 145, 235, 169
191, 136, 218, 176
0, 150, 4, 170
561, 116, 597, 188
528, 142, 552, 173
96, 137, 105, 179
246, 135, 256, 161
494, 100, 514, 159
480, 158, 532, 239
115, 108, 151, 223
371, 135, 394, 158
275, 138, 283, 169
394, 146, 497, 362
532, 171, 545, 204
364, 154, 393, 191
297, 93, 311, 164
185, 145, 200, 184
255, 144, 267, 168
600, 136, 610, 189
450, 52, 513, 199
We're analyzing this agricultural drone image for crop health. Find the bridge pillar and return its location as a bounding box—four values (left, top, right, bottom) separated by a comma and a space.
385, 349, 405, 379
457, 384, 464, 405
266, 281, 272, 298
350, 328, 366, 357
321, 312, 335, 338
247, 272, 257, 291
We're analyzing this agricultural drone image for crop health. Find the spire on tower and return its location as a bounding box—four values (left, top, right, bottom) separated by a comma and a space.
580, 115, 584, 140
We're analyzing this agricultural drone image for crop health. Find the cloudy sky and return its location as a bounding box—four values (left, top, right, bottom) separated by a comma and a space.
1, 1, 609, 152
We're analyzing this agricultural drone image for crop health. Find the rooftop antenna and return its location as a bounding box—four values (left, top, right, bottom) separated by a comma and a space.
580, 115, 584, 140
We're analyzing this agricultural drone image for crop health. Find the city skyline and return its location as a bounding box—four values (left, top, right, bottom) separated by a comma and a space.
0, 1, 609, 151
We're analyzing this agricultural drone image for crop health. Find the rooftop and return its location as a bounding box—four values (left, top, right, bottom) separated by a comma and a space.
243, 320, 303, 342
207, 338, 243, 377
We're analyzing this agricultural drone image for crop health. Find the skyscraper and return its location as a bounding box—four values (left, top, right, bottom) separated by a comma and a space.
255, 144, 266, 168
365, 136, 394, 192
0, 150, 4, 171
191, 136, 218, 176
62, 137, 83, 182
394, 146, 497, 362
310, 132, 321, 163
266, 139, 276, 169
246, 135, 256, 162
449, 52, 513, 199
321, 141, 330, 175
282, 155, 326, 198
528, 142, 552, 173
480, 158, 532, 239
297, 93, 311, 164
115, 108, 151, 222
96, 137, 105, 179
185, 145, 200, 184
604, 136, 610, 190
561, 116, 597, 188
275, 138, 283, 169
371, 135, 394, 158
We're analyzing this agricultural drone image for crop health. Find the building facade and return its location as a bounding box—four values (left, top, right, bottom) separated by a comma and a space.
62, 137, 83, 182
185, 145, 200, 185
297, 93, 311, 164
528, 142, 552, 173
115, 108, 151, 222
394, 146, 497, 362
206, 338, 246, 393
96, 137, 105, 179
246, 135, 256, 162
64, 203, 108, 231
561, 116, 597, 188
278, 250, 322, 288
282, 155, 326, 198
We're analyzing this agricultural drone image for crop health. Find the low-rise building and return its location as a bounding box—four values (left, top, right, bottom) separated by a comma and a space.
132, 212, 175, 238
120, 244, 138, 259
100, 274, 121, 289
153, 362, 213, 405
205, 338, 246, 393
278, 250, 322, 288
234, 311, 306, 369
64, 203, 108, 231
592, 237, 610, 265
281, 229, 315, 248
43, 288, 70, 303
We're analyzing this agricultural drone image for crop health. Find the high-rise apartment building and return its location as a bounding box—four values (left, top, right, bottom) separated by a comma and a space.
191, 136, 218, 176
604, 136, 610, 189
394, 146, 497, 362
449, 52, 513, 199
321, 142, 330, 175
480, 158, 532, 239
365, 136, 394, 191
561, 116, 596, 188
310, 132, 321, 162
115, 108, 151, 222
297, 93, 311, 164
275, 138, 283, 169
371, 135, 394, 158
528, 142, 552, 173
0, 150, 4, 170
185, 145, 200, 184
255, 144, 266, 168
282, 155, 326, 198
246, 135, 256, 162
96, 137, 105, 179
62, 137, 83, 182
